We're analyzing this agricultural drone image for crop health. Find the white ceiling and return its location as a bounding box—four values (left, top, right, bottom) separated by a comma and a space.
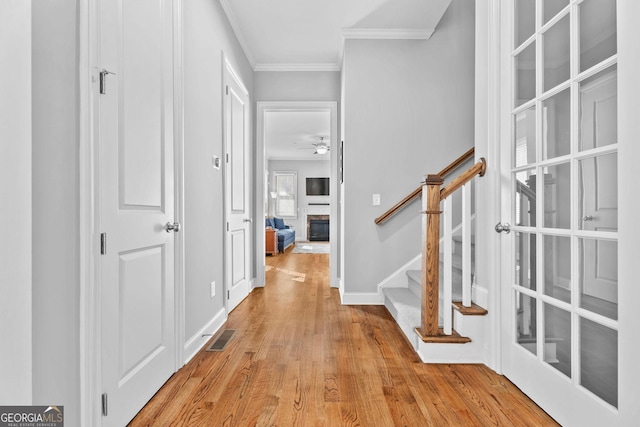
222, 0, 452, 160
219, 0, 452, 71
265, 111, 331, 160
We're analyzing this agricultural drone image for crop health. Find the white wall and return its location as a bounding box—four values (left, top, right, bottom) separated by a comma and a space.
183, 0, 253, 341
0, 0, 32, 405
268, 159, 331, 240
342, 0, 476, 294
31, 0, 80, 423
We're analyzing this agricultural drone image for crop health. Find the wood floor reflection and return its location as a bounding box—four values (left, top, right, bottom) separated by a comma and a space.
130, 245, 558, 426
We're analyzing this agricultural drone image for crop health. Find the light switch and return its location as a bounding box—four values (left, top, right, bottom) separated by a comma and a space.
373, 194, 381, 206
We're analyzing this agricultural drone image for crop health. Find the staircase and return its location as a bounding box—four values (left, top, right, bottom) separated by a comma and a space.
376, 148, 488, 363
383, 235, 488, 363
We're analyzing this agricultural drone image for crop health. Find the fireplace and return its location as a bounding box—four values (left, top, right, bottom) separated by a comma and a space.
307, 215, 329, 241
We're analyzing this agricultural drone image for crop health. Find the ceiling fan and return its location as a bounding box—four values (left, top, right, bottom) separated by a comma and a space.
299, 137, 330, 155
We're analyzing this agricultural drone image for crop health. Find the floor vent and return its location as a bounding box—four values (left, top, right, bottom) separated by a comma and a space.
206, 329, 236, 352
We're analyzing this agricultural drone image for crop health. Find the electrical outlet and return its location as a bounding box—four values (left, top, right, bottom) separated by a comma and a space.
210, 281, 215, 298
372, 194, 381, 206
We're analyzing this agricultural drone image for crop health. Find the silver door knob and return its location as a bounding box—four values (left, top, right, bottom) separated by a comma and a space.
583, 215, 594, 221
495, 222, 511, 234
243, 218, 253, 223
165, 222, 181, 233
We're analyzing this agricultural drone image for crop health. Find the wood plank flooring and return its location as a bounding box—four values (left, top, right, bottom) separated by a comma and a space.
130, 244, 558, 426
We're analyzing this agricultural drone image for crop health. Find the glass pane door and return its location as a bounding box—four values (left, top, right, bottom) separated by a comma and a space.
501, 0, 619, 423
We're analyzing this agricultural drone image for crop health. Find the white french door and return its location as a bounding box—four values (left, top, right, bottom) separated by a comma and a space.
499, 1, 620, 425
99, 0, 177, 425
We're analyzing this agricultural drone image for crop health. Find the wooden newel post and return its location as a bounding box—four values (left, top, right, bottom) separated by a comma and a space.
416, 174, 444, 340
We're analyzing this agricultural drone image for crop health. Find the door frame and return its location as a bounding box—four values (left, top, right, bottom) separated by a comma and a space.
78, 1, 185, 425
255, 101, 339, 288
474, 0, 504, 374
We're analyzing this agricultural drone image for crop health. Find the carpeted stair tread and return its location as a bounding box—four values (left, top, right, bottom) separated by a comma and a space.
440, 253, 474, 272
407, 269, 463, 301
406, 269, 421, 284
383, 288, 421, 342
406, 270, 421, 296
452, 234, 475, 245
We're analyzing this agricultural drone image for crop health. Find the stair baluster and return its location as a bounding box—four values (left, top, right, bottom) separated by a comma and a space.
462, 182, 472, 307
443, 196, 453, 335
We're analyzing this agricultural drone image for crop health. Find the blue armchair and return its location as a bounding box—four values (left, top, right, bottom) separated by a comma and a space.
265, 217, 295, 253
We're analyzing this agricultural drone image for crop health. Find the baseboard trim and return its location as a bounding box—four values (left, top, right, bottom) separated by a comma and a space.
183, 308, 227, 365
340, 289, 384, 305
472, 284, 489, 309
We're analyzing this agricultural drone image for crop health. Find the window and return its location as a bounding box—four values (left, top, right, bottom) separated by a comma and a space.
273, 171, 297, 218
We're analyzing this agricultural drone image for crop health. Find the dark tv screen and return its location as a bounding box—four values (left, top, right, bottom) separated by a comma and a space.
306, 177, 329, 196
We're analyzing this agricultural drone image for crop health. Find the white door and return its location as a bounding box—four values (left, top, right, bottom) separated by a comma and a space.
224, 59, 251, 312
499, 1, 619, 425
579, 74, 618, 302
99, 0, 176, 425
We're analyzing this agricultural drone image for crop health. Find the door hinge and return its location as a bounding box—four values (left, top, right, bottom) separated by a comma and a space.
226, 85, 229, 95
227, 290, 230, 300
100, 233, 107, 255
226, 153, 229, 163
99, 69, 116, 95
226, 222, 229, 231
101, 393, 108, 416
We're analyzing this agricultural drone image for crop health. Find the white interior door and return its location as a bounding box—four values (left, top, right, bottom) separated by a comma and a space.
499, 1, 619, 425
579, 74, 618, 302
224, 59, 251, 312
99, 0, 176, 425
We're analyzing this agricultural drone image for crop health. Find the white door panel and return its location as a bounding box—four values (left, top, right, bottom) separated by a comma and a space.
100, 0, 176, 425
224, 59, 251, 312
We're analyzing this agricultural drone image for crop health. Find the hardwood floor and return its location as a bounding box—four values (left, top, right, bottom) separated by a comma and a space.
130, 244, 558, 426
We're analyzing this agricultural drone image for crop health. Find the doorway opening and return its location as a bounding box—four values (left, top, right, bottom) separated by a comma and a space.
256, 102, 339, 289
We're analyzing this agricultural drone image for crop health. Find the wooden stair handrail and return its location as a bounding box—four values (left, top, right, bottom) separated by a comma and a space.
374, 187, 422, 225
440, 158, 486, 200
516, 180, 536, 201
438, 147, 475, 179
374, 147, 475, 225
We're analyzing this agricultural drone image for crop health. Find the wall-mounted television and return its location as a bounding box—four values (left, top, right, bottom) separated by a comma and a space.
306, 177, 329, 196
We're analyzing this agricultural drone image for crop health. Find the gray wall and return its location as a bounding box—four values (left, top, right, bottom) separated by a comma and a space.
268, 159, 331, 239
342, 0, 475, 293
0, 0, 32, 405
183, 0, 254, 340
31, 0, 81, 424
254, 71, 340, 102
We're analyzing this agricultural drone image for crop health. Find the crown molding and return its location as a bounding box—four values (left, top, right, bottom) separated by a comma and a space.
218, 0, 256, 68
267, 156, 330, 162
341, 28, 435, 40
254, 62, 341, 72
